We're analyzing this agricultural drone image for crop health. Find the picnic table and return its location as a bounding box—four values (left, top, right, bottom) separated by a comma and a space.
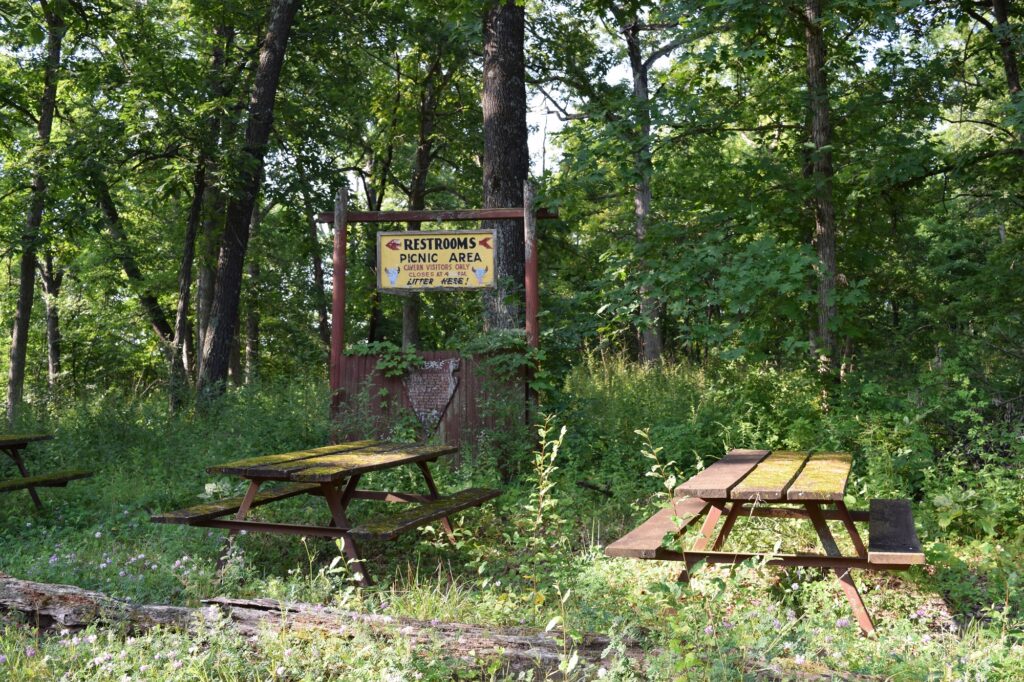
151, 439, 500, 585
606, 449, 925, 635
0, 434, 92, 511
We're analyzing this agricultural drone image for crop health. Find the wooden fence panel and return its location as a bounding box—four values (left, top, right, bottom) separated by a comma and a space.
332, 352, 501, 449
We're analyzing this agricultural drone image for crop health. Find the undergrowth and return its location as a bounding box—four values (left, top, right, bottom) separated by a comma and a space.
0, 360, 1021, 680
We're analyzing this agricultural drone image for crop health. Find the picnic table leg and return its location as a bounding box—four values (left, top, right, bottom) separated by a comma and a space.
416, 461, 455, 543
834, 501, 867, 559
805, 502, 876, 636
325, 475, 361, 527
215, 480, 263, 572
4, 447, 43, 510
677, 504, 726, 582
711, 502, 745, 551
321, 482, 371, 587
691, 504, 725, 551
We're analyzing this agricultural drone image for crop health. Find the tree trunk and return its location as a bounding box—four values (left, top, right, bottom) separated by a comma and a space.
308, 214, 331, 348
196, 191, 222, 374
174, 161, 206, 396
623, 19, 663, 363
991, 0, 1021, 96
402, 60, 445, 350
6, 7, 65, 424
803, 0, 839, 374
39, 253, 63, 391
244, 201, 261, 384
196, 25, 235, 377
198, 0, 302, 397
482, 0, 529, 332
361, 140, 393, 344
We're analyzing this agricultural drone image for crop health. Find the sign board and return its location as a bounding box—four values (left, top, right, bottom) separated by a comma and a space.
377, 229, 496, 291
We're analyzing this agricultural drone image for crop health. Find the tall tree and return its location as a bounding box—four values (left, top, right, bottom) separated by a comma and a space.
6, 0, 65, 423
198, 0, 302, 395
482, 0, 529, 331
39, 252, 63, 390
802, 0, 840, 373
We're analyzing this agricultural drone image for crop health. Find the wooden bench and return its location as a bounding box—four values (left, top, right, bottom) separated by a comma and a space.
605, 497, 709, 559
867, 498, 926, 565
350, 488, 502, 541
151, 483, 320, 524
0, 469, 92, 494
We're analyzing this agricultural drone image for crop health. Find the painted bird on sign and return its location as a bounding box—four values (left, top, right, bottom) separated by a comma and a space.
385, 267, 400, 286
385, 239, 402, 250
472, 266, 488, 285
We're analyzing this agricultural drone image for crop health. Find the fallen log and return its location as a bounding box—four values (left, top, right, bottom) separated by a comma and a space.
0, 574, 644, 675
0, 572, 192, 631
0, 574, 884, 679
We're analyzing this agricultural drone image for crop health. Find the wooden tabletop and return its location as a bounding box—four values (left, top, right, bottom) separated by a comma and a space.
674, 449, 852, 502
207, 440, 458, 483
0, 433, 53, 449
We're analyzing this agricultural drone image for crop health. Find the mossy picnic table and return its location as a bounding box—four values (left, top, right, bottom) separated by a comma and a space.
151, 439, 499, 585
606, 449, 925, 635
0, 434, 92, 511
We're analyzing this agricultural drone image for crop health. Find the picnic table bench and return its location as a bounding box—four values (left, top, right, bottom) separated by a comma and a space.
0, 434, 92, 511
606, 449, 925, 635
151, 439, 500, 585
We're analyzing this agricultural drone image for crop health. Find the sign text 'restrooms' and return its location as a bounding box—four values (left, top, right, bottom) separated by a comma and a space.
377, 229, 496, 291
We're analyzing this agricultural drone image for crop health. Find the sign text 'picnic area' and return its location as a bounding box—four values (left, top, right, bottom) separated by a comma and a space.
377, 230, 496, 291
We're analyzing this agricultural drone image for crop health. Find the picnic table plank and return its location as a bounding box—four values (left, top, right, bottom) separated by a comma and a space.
0, 469, 92, 493
673, 449, 771, 499
868, 499, 926, 565
151, 483, 320, 524
0, 434, 53, 448
350, 487, 501, 541
289, 445, 458, 483
239, 443, 413, 478
207, 440, 379, 477
605, 497, 709, 559
786, 452, 852, 501
730, 450, 809, 501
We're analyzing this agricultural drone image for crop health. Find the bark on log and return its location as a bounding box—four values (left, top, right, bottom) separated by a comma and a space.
0, 574, 192, 631
0, 574, 644, 675
0, 574, 882, 679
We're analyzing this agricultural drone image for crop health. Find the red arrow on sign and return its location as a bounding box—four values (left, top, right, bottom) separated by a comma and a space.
479, 237, 492, 249
385, 239, 402, 251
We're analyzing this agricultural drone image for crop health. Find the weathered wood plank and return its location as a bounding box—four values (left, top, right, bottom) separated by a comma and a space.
150, 483, 319, 524
673, 449, 771, 499
786, 452, 852, 501
730, 450, 809, 501
241, 442, 413, 479
350, 488, 501, 541
0, 469, 92, 493
206, 440, 379, 477
604, 498, 710, 559
868, 499, 926, 565
0, 433, 53, 448
316, 208, 559, 224
288, 444, 458, 483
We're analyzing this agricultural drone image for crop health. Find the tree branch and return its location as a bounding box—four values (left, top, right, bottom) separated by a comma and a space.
643, 36, 685, 71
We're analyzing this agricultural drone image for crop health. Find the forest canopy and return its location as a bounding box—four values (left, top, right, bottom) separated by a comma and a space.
0, 0, 1021, 418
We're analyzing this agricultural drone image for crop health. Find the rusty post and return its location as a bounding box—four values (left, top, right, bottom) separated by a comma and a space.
524, 181, 539, 350
330, 186, 348, 409
523, 181, 540, 426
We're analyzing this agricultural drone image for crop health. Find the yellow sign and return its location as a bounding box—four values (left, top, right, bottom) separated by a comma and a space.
377, 230, 496, 291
